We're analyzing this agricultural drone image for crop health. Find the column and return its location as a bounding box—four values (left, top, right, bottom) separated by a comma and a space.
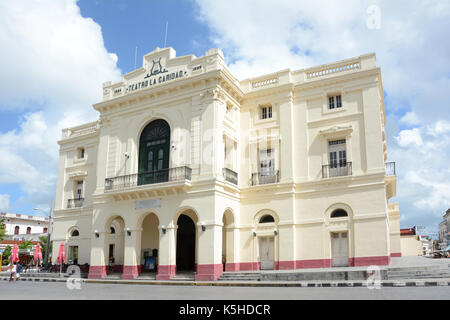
88, 231, 107, 279
279, 94, 295, 183
156, 225, 177, 280
277, 224, 296, 269
121, 229, 142, 280
196, 223, 223, 281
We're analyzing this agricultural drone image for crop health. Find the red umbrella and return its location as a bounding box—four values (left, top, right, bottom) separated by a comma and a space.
57, 242, 65, 264
33, 243, 43, 264
10, 244, 19, 264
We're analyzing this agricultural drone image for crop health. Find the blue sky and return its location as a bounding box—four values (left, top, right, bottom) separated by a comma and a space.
0, 0, 449, 238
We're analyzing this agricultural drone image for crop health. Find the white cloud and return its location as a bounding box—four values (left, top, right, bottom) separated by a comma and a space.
194, 0, 450, 233
396, 128, 423, 147
399, 112, 421, 126
0, 194, 10, 211
0, 0, 121, 210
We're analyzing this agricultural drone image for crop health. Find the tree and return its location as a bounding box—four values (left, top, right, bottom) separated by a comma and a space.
0, 218, 6, 241
19, 240, 33, 250
39, 235, 52, 258
2, 246, 11, 265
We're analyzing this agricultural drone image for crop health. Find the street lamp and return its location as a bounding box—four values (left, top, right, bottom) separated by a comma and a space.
34, 200, 53, 266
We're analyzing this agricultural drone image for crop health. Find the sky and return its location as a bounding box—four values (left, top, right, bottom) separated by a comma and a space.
0, 0, 449, 238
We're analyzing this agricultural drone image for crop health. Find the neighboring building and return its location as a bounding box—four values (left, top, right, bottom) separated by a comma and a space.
438, 209, 450, 249
53, 47, 400, 280
419, 235, 433, 256
0, 212, 49, 241
400, 227, 422, 257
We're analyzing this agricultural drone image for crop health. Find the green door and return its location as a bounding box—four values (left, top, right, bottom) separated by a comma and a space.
138, 119, 170, 185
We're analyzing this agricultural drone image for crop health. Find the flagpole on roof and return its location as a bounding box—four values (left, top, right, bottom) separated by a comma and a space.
164, 21, 168, 48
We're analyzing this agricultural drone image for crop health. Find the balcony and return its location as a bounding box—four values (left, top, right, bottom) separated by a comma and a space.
251, 170, 280, 186
67, 198, 84, 208
223, 168, 238, 185
385, 162, 397, 200
385, 162, 396, 176
104, 166, 192, 193
322, 162, 352, 179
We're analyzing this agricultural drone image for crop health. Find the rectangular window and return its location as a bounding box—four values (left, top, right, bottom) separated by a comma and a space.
336, 95, 342, 108
328, 95, 342, 109
260, 105, 272, 119
259, 149, 274, 174
76, 181, 83, 199
329, 96, 335, 109
77, 147, 85, 159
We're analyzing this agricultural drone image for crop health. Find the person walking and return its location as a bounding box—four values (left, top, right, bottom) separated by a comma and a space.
16, 262, 22, 281
9, 262, 16, 282
108, 256, 115, 274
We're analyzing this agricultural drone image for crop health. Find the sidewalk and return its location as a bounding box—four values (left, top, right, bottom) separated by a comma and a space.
1, 275, 449, 288
1, 256, 448, 288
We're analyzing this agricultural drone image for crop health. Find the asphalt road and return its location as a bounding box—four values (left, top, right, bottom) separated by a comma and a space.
0, 281, 449, 300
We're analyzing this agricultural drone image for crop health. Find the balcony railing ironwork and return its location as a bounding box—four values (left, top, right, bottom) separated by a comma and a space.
67, 198, 84, 208
385, 162, 396, 176
322, 162, 352, 179
104, 166, 192, 192
223, 168, 238, 185
251, 170, 280, 186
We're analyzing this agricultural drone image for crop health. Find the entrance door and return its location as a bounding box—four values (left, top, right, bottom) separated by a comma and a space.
331, 232, 349, 267
69, 246, 78, 265
328, 140, 347, 177
259, 237, 274, 270
176, 214, 196, 271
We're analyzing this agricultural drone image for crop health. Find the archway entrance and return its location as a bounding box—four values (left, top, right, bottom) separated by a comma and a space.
140, 213, 159, 274
107, 216, 125, 274
176, 214, 196, 271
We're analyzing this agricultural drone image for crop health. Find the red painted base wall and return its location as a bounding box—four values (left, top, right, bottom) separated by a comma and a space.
88, 265, 107, 279
195, 264, 223, 281
156, 265, 176, 280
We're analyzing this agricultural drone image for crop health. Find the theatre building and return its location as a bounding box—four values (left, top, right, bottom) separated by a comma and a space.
52, 47, 400, 280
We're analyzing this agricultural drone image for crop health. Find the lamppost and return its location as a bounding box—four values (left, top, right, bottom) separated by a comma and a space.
34, 200, 54, 266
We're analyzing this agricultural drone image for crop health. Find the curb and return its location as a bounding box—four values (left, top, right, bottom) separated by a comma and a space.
1, 277, 449, 288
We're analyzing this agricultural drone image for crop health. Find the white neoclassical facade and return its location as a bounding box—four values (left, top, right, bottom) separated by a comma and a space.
1, 212, 49, 241
52, 47, 400, 280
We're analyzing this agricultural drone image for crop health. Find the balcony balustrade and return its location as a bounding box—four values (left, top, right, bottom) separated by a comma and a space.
67, 198, 84, 208
104, 166, 192, 192
223, 168, 238, 185
322, 162, 352, 179
385, 162, 396, 176
251, 170, 280, 186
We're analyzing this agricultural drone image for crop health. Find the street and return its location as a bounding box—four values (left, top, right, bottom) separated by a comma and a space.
0, 281, 449, 300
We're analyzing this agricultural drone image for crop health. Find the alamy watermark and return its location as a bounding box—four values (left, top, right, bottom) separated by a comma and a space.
366, 5, 381, 30
366, 265, 382, 289
66, 265, 82, 290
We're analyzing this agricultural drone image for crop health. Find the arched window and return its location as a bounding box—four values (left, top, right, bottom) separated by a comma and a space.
331, 209, 348, 218
43, 227, 48, 233
26, 227, 31, 234
14, 226, 20, 235
71, 230, 79, 237
259, 215, 275, 223
138, 119, 171, 185
110, 227, 115, 234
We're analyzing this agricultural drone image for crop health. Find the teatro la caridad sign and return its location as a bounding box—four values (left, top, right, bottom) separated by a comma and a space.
126, 57, 187, 93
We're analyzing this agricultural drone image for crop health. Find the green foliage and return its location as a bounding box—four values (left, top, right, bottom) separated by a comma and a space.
0, 218, 5, 241
19, 240, 33, 250
39, 235, 52, 259
1, 246, 11, 265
